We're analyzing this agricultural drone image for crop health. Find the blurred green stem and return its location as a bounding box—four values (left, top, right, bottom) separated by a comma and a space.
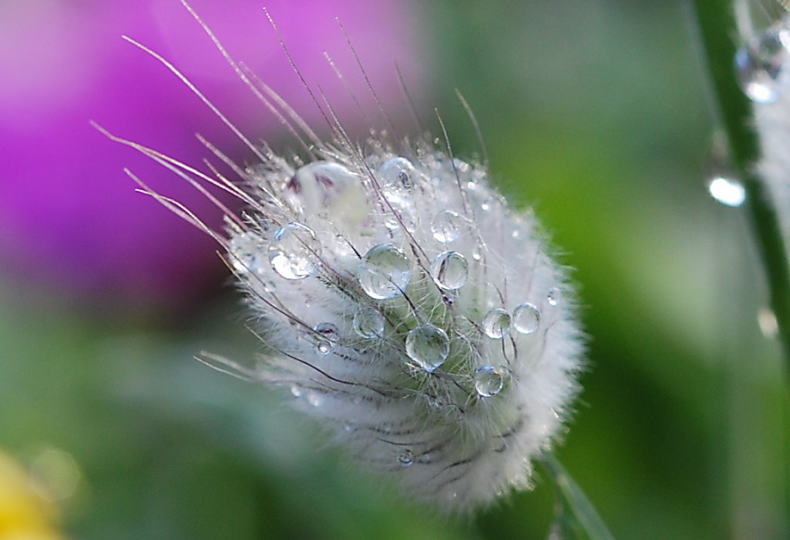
691, 0, 790, 369
541, 455, 614, 540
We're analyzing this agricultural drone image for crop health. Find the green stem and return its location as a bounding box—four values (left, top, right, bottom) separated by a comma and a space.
541, 455, 615, 540
691, 0, 790, 368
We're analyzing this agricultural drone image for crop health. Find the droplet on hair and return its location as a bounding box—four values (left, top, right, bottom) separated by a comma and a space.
358, 244, 412, 300
430, 250, 468, 290
482, 308, 511, 339
353, 306, 385, 338
268, 222, 320, 280
405, 324, 450, 372
475, 365, 505, 397
513, 303, 540, 335
735, 25, 790, 103
431, 210, 464, 243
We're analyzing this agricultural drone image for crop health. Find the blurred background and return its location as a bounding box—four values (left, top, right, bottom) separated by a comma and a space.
0, 0, 787, 538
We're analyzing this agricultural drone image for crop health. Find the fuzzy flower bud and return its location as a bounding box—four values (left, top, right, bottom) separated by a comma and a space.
118, 1, 584, 512
216, 138, 584, 510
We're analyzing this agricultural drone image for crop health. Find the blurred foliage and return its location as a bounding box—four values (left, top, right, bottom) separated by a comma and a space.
0, 1, 787, 539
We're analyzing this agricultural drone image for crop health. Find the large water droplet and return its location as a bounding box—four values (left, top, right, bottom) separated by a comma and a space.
482, 308, 511, 339
358, 244, 412, 300
431, 210, 465, 243
430, 251, 469, 290
735, 26, 790, 103
313, 322, 340, 355
397, 448, 414, 467
474, 365, 505, 397
513, 303, 540, 335
229, 232, 263, 274
707, 176, 746, 207
378, 157, 417, 190
268, 222, 320, 280
353, 306, 385, 338
405, 324, 450, 372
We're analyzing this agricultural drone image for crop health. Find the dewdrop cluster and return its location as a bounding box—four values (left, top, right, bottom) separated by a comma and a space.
222, 138, 583, 511
735, 14, 790, 236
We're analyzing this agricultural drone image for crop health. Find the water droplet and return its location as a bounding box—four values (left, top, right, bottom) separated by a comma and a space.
430, 251, 469, 290
268, 222, 320, 280
707, 176, 746, 207
306, 392, 323, 407
353, 306, 385, 338
358, 244, 412, 300
290, 385, 302, 397
229, 232, 263, 274
546, 288, 561, 307
482, 308, 511, 339
418, 452, 433, 464
383, 198, 417, 232
453, 157, 471, 173
513, 303, 540, 335
472, 244, 484, 261
474, 365, 505, 397
735, 25, 790, 103
313, 322, 340, 355
431, 210, 465, 243
397, 448, 414, 467
378, 157, 417, 190
405, 324, 450, 372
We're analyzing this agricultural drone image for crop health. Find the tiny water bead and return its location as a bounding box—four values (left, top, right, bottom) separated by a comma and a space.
735, 25, 790, 104
268, 222, 320, 280
482, 308, 512, 339
353, 306, 385, 338
430, 250, 469, 290
513, 303, 540, 335
313, 322, 340, 355
474, 365, 505, 397
546, 288, 560, 307
378, 156, 417, 191
431, 210, 465, 243
229, 232, 263, 274
358, 244, 412, 300
405, 324, 450, 372
397, 448, 414, 467
707, 176, 746, 207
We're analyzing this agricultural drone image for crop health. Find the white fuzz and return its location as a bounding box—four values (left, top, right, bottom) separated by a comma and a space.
113, 0, 585, 513
218, 139, 584, 511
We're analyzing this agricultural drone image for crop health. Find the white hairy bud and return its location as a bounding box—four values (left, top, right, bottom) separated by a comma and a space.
219, 140, 584, 511
111, 0, 585, 513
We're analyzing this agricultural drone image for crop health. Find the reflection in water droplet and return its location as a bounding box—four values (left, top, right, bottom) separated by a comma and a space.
378, 156, 417, 190
707, 176, 746, 207
513, 303, 540, 335
475, 365, 505, 397
735, 25, 790, 103
397, 448, 414, 467
482, 308, 511, 339
405, 324, 450, 372
431, 251, 469, 290
290, 385, 302, 398
313, 322, 340, 355
546, 288, 561, 307
353, 306, 385, 338
358, 244, 412, 300
431, 210, 465, 243
268, 222, 320, 280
